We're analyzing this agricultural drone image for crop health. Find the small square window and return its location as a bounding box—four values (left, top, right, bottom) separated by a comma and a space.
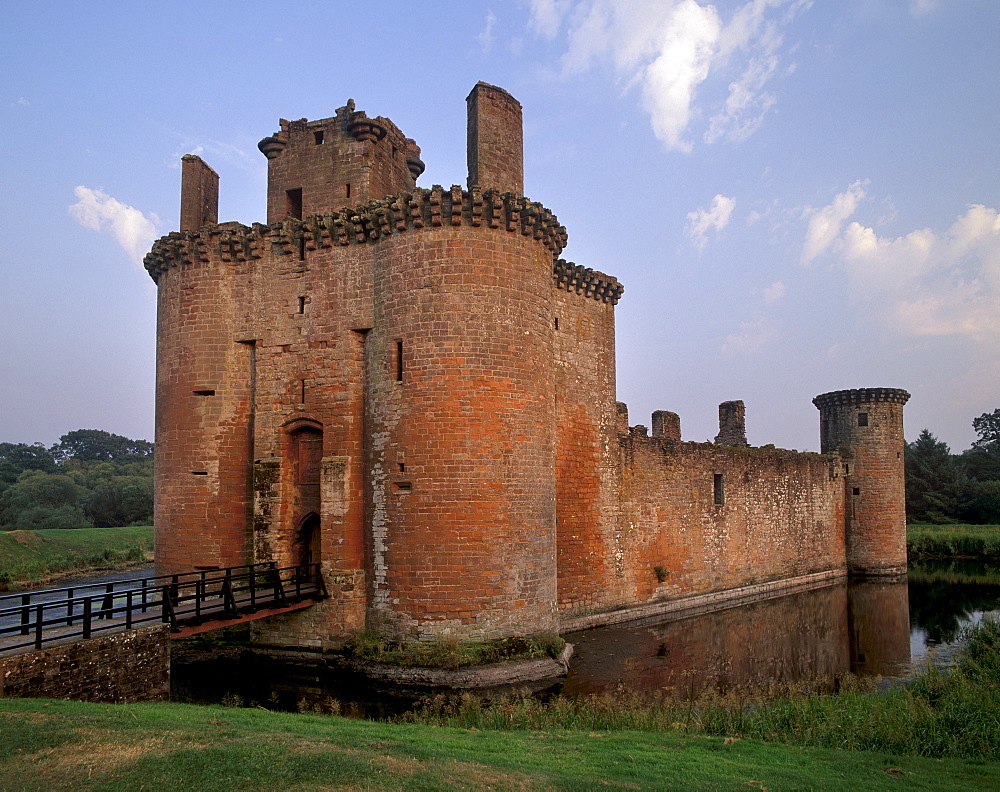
858, 412, 869, 427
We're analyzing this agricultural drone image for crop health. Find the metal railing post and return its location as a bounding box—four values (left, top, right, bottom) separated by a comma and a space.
20, 594, 30, 636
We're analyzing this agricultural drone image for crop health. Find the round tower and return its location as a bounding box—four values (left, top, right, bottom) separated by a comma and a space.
364, 187, 561, 641
813, 388, 910, 577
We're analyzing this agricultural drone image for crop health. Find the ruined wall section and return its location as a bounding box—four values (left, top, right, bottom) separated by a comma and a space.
364, 186, 567, 641
551, 261, 624, 614
814, 388, 910, 576
556, 433, 846, 620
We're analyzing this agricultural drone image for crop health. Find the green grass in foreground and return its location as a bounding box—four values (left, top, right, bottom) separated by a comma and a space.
0, 525, 153, 588
0, 698, 996, 791
405, 620, 1000, 761
907, 523, 1000, 558
3, 624, 1000, 790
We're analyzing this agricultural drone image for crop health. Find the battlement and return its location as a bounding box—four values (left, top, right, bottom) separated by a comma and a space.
553, 259, 623, 305
145, 185, 575, 283
813, 388, 911, 410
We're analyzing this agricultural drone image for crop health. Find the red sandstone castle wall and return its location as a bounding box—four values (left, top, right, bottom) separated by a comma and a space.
153, 234, 253, 576
552, 283, 621, 613
365, 223, 559, 640
815, 389, 909, 576
555, 435, 847, 620
261, 107, 415, 224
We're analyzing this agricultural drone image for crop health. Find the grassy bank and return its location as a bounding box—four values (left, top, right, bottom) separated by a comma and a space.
0, 526, 153, 589
908, 523, 1000, 558
407, 620, 1000, 761
0, 698, 996, 791
2, 626, 999, 790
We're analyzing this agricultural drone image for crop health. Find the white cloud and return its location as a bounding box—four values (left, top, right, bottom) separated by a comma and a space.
69, 186, 159, 265
910, 0, 939, 16
762, 280, 786, 304
14, 97, 29, 107
841, 204, 1000, 341
722, 314, 778, 354
686, 193, 735, 249
800, 179, 867, 265
478, 10, 498, 53
527, 0, 572, 38
539, 0, 808, 151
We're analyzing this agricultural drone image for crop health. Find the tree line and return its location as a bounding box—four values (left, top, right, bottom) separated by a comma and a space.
906, 408, 1000, 524
0, 430, 153, 530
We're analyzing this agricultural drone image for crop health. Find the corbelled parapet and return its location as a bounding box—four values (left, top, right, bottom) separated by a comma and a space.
144, 186, 571, 283
813, 388, 910, 410
552, 259, 624, 305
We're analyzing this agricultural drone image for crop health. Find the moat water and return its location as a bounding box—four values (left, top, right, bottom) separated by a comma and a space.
43, 561, 1000, 716
168, 559, 1000, 716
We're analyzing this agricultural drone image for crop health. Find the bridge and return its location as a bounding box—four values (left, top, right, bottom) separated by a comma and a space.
0, 562, 327, 656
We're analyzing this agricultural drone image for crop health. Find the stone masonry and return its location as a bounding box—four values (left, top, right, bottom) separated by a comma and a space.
145, 83, 909, 650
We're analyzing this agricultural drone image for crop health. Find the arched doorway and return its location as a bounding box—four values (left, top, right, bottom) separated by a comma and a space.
295, 512, 321, 568
282, 420, 323, 569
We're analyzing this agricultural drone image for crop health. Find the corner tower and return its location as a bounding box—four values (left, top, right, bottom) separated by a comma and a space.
813, 388, 910, 577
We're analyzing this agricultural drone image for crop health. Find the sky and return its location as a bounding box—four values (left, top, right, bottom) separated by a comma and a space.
1, 0, 997, 454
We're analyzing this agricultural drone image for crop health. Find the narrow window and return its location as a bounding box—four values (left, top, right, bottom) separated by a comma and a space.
845, 464, 850, 476
397, 462, 406, 473
554, 317, 559, 330
193, 389, 215, 396
298, 296, 306, 314
345, 183, 351, 199
285, 188, 303, 219
391, 144, 398, 158
858, 412, 869, 427
713, 473, 725, 505
299, 379, 306, 404
853, 487, 860, 496
395, 340, 403, 382
393, 482, 412, 493
191, 471, 208, 476
314, 130, 325, 145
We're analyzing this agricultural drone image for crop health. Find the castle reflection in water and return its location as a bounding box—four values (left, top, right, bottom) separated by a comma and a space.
562, 580, 912, 697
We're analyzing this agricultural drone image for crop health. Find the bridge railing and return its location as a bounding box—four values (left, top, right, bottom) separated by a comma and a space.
0, 562, 326, 654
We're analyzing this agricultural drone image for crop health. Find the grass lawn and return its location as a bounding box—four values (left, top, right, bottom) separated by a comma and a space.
1, 698, 997, 791
0, 526, 153, 588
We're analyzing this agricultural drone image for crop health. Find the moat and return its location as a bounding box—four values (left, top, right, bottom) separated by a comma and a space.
161, 559, 1000, 716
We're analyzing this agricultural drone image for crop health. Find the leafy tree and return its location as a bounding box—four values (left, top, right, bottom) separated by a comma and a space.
0, 442, 56, 494
0, 430, 154, 530
958, 444, 1000, 484
0, 471, 92, 530
52, 429, 153, 462
960, 408, 1000, 484
972, 408, 1000, 447
905, 430, 968, 523
961, 480, 1000, 525
87, 475, 154, 527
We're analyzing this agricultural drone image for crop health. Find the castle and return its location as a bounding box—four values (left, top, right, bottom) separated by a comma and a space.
144, 83, 909, 650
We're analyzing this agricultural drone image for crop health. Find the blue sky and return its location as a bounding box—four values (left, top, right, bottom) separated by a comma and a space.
1, 0, 997, 453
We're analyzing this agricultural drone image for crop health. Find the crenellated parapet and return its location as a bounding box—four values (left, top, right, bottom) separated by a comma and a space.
553, 259, 624, 305
144, 186, 572, 283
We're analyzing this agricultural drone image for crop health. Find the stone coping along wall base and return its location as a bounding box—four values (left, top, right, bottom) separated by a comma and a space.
341, 642, 573, 689
560, 570, 848, 633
